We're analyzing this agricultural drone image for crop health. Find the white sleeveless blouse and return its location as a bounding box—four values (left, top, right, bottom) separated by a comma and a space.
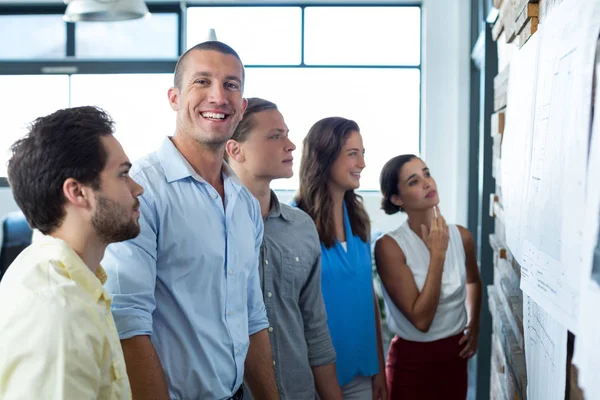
380, 221, 467, 342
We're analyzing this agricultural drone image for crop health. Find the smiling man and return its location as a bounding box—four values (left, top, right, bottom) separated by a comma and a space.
102, 42, 279, 400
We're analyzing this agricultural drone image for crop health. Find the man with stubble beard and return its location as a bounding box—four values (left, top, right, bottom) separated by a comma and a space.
0, 106, 143, 399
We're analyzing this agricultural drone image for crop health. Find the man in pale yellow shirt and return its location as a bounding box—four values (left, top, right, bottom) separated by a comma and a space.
0, 106, 143, 399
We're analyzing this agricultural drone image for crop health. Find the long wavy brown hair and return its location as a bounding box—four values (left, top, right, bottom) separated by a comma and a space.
294, 117, 370, 248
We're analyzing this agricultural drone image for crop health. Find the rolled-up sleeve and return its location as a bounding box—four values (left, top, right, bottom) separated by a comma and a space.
247, 202, 269, 335
103, 192, 158, 340
300, 235, 336, 367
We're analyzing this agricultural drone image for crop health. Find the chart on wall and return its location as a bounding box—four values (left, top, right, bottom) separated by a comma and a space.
573, 41, 600, 396
500, 32, 538, 265
519, 0, 600, 332
523, 294, 567, 400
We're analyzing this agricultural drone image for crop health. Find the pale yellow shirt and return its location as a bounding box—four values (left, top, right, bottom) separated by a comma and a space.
0, 234, 131, 399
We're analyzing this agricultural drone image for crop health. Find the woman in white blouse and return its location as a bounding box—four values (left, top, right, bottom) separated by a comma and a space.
374, 154, 482, 400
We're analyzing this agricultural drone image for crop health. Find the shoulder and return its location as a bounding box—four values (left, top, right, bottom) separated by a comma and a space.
374, 233, 405, 260
237, 184, 258, 205
455, 225, 476, 256
281, 203, 314, 226
235, 185, 263, 228
129, 152, 166, 201
130, 151, 163, 181
0, 268, 101, 339
240, 185, 261, 212
1, 249, 74, 294
456, 225, 474, 246
278, 203, 321, 249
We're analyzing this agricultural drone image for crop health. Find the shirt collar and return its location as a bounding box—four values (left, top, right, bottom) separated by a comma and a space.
266, 190, 294, 222
33, 234, 110, 303
157, 136, 243, 188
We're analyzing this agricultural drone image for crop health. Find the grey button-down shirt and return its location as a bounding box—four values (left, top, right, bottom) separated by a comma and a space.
251, 191, 336, 399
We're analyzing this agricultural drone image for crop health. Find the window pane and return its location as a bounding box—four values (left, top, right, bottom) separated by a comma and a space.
70, 74, 175, 164
187, 7, 301, 65
0, 76, 70, 177
304, 7, 421, 66
76, 14, 178, 59
244, 68, 421, 191
0, 15, 66, 59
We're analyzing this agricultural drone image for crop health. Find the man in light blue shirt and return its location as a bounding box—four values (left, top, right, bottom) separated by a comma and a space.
102, 41, 279, 400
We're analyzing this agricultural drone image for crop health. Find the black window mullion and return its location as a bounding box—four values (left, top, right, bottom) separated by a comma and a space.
66, 22, 75, 57
178, 5, 186, 56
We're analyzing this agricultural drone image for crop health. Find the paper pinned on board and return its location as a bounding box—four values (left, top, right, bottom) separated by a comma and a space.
500, 31, 539, 264
519, 0, 600, 332
573, 38, 600, 397
523, 293, 567, 400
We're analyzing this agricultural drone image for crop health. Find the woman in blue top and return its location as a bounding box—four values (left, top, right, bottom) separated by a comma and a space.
294, 117, 387, 400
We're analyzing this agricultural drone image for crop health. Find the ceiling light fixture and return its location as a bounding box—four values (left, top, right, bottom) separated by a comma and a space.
63, 0, 150, 22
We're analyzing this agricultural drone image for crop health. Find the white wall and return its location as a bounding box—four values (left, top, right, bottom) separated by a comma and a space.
0, 0, 471, 235
421, 0, 472, 228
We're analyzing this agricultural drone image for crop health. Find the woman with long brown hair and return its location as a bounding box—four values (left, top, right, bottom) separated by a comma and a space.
294, 117, 387, 400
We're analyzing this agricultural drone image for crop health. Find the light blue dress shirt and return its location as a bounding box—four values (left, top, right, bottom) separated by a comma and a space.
102, 137, 269, 400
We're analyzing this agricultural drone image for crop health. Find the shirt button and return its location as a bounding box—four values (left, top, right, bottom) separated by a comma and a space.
211, 192, 218, 199
295, 257, 300, 262
268, 327, 274, 332
265, 260, 269, 265
267, 292, 272, 298
227, 309, 232, 316
273, 360, 276, 366
228, 269, 234, 276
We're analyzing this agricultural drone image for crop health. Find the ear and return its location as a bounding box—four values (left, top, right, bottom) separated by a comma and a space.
225, 140, 245, 163
168, 87, 180, 111
390, 194, 403, 208
62, 178, 93, 210
241, 97, 248, 113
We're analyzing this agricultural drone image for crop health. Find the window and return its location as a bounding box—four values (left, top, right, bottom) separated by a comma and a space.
70, 74, 175, 163
0, 76, 70, 177
0, 5, 421, 192
187, 7, 302, 65
75, 14, 179, 59
304, 7, 421, 66
0, 15, 66, 59
187, 5, 422, 190
244, 68, 421, 190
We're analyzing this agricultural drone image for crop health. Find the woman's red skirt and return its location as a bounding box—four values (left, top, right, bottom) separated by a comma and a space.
386, 333, 468, 400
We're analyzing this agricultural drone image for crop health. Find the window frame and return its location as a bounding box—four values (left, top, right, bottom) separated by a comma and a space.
0, 2, 422, 189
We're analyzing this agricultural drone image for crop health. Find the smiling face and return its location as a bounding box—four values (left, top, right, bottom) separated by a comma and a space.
168, 49, 248, 149
328, 130, 366, 193
391, 157, 439, 212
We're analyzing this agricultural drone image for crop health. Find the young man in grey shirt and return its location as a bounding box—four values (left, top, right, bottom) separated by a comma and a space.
225, 98, 342, 400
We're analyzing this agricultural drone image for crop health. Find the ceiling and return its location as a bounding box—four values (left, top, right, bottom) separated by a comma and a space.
0, 0, 420, 4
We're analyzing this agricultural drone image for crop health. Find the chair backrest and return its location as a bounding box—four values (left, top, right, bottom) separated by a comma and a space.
0, 211, 33, 281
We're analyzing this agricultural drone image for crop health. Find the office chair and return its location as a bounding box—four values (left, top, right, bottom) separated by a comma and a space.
0, 211, 32, 281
